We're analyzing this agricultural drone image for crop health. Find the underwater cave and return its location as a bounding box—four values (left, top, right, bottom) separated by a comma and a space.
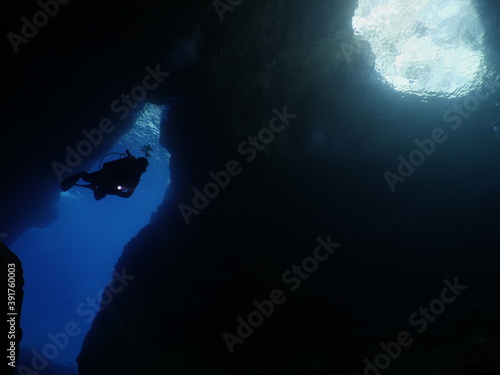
2, 1, 500, 375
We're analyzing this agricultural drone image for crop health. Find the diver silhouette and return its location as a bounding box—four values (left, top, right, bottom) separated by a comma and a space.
60, 150, 149, 200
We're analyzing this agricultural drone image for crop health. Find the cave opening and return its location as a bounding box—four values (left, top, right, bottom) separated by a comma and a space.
352, 0, 486, 98
10, 103, 170, 369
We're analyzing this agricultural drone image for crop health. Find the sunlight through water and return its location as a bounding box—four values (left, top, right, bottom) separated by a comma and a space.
352, 0, 486, 98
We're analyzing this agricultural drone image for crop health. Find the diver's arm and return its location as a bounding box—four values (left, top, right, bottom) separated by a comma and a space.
114, 178, 140, 198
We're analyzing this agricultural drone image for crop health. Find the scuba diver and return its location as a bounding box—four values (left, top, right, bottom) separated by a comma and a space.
60, 150, 149, 200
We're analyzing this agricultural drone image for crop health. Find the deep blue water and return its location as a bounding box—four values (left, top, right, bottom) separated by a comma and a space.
10, 103, 170, 369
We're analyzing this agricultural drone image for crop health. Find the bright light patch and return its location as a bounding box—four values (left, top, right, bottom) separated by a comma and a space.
352, 0, 486, 98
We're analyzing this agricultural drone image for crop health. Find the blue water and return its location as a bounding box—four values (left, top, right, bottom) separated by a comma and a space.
10, 103, 170, 369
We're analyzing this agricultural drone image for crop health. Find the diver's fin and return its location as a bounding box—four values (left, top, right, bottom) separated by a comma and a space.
60, 172, 87, 191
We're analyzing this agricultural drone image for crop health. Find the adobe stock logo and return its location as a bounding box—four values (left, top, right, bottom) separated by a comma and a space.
357, 277, 467, 375
212, 0, 243, 22
179, 106, 297, 224
51, 64, 169, 182
7, 0, 72, 54
384, 76, 500, 193
15, 267, 136, 375
222, 235, 340, 354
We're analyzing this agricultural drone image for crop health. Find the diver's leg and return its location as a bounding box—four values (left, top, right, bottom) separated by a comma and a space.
82, 171, 99, 183
82, 171, 108, 200
93, 188, 107, 201
60, 172, 89, 191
